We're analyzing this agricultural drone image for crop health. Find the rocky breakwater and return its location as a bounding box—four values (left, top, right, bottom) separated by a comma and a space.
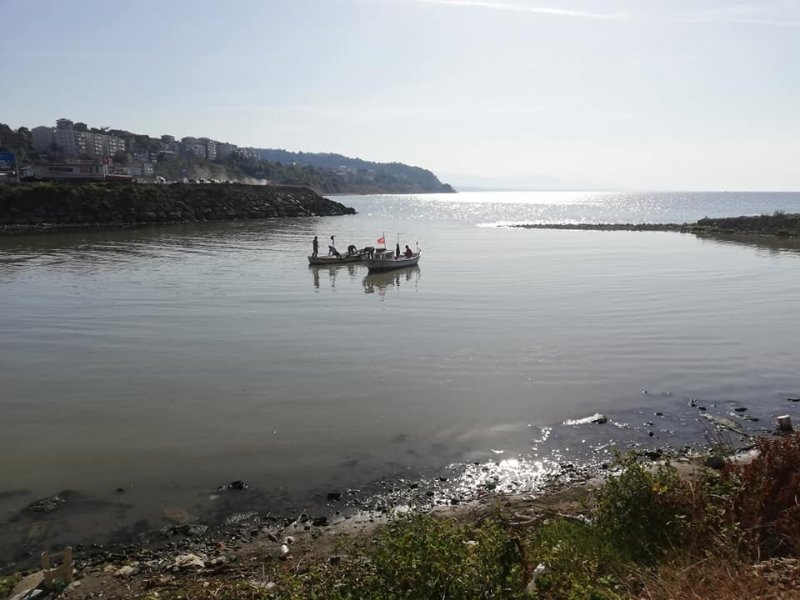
0, 182, 356, 231
513, 211, 800, 237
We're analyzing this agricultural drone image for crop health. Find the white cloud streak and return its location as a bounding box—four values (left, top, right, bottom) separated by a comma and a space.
415, 0, 627, 20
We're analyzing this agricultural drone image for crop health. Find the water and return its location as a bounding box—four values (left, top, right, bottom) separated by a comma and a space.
1, 191, 800, 564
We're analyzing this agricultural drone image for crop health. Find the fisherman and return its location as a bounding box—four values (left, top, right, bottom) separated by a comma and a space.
404, 244, 413, 258
328, 235, 339, 257
395, 242, 401, 258
312, 236, 319, 258
347, 244, 358, 256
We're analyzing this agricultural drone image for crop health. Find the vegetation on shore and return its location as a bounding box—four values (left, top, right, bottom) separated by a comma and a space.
23, 433, 792, 600
516, 210, 800, 237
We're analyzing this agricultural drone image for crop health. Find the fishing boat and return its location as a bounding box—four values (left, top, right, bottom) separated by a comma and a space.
307, 252, 364, 266
362, 249, 421, 272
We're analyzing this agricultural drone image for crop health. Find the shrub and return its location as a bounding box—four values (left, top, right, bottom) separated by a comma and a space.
527, 518, 625, 599
723, 433, 800, 558
593, 455, 697, 563
350, 513, 525, 599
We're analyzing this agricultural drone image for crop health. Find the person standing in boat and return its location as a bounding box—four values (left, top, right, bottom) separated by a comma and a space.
312, 236, 319, 258
328, 235, 339, 257
395, 242, 401, 258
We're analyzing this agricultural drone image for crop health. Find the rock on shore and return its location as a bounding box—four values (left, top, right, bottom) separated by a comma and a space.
0, 182, 355, 231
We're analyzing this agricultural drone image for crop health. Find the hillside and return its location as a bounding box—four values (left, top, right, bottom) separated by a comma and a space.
0, 122, 456, 195
256, 149, 455, 194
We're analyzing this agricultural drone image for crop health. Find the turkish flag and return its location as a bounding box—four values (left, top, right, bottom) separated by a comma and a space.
377, 236, 385, 245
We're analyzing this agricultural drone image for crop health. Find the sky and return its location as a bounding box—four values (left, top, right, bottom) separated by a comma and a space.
1, 0, 798, 190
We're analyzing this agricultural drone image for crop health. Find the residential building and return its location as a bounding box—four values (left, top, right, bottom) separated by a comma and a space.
216, 142, 238, 160
199, 138, 217, 161
31, 126, 54, 153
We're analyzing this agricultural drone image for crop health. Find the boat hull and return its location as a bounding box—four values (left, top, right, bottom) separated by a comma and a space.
308, 253, 363, 266
363, 252, 421, 271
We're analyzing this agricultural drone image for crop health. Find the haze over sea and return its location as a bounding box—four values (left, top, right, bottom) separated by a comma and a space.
2, 190, 800, 562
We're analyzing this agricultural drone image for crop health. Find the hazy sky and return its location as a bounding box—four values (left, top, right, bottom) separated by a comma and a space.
1, 0, 798, 190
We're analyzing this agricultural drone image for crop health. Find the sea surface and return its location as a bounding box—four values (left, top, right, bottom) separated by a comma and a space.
2, 190, 800, 564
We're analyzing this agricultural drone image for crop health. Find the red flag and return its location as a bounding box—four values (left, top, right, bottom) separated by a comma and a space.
377, 236, 385, 245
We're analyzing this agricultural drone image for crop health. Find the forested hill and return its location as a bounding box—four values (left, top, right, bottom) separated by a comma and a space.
256, 149, 455, 194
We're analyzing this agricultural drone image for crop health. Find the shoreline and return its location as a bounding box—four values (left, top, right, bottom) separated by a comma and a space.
0, 439, 775, 599
0, 397, 780, 585
6, 383, 795, 572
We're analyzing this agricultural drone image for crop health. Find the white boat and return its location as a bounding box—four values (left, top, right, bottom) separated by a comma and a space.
362, 250, 421, 272
308, 252, 364, 266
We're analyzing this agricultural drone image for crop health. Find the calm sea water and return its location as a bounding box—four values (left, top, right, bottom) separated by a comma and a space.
1, 191, 800, 563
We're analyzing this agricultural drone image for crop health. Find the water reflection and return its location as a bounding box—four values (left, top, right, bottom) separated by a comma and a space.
363, 266, 421, 296
310, 263, 362, 289
695, 232, 800, 256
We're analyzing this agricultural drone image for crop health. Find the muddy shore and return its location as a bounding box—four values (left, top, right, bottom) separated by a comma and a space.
0, 441, 773, 600
5, 391, 797, 599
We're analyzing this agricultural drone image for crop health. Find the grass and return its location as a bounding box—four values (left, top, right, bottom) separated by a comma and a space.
0, 575, 21, 597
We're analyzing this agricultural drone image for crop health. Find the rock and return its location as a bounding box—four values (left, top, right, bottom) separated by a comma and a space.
524, 564, 548, 597
327, 492, 342, 501
227, 480, 248, 491
173, 553, 206, 570
777, 415, 794, 432
733, 407, 747, 413
162, 507, 198, 525
279, 544, 290, 559
702, 413, 746, 436
115, 487, 126, 494
187, 524, 208, 536
115, 565, 137, 578
787, 397, 800, 402
328, 555, 344, 566
9, 590, 42, 600
266, 531, 278, 543
704, 455, 726, 470
312, 516, 329, 527
24, 494, 66, 513
284, 536, 295, 545
64, 580, 82, 593
9, 571, 44, 598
